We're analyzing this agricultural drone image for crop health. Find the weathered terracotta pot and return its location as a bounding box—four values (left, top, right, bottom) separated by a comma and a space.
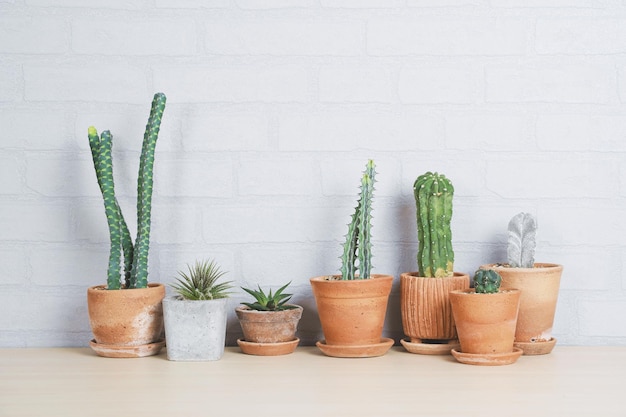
483, 263, 563, 355
235, 305, 303, 344
400, 272, 470, 347
310, 274, 393, 357
87, 283, 165, 358
449, 288, 521, 366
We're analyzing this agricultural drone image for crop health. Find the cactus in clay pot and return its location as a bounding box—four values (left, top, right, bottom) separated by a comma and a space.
474, 269, 502, 294
88, 92, 167, 290
413, 172, 454, 278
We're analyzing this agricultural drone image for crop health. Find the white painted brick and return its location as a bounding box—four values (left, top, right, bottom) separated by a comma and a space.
153, 66, 310, 103
0, 64, 21, 102
446, 113, 532, 151
0, 203, 71, 242
278, 111, 444, 151
238, 158, 320, 196
0, 248, 27, 285
24, 64, 149, 103
619, 66, 626, 103
0, 17, 67, 54
72, 202, 111, 244
319, 67, 394, 103
579, 299, 626, 337
202, 206, 342, 244
486, 157, 616, 199
319, 157, 401, 198
540, 248, 611, 291
536, 18, 626, 55
537, 114, 626, 152
235, 0, 315, 8
490, 0, 604, 8
486, 63, 617, 104
25, 292, 89, 332
151, 204, 201, 245
156, 0, 229, 8
155, 157, 234, 198
407, 0, 486, 6
2, 110, 70, 150
367, 18, 528, 56
204, 19, 363, 56
0, 156, 22, 194
30, 246, 109, 287
26, 0, 144, 8
72, 19, 197, 56
181, 113, 270, 152
321, 0, 404, 8
26, 155, 100, 197
399, 67, 480, 104
539, 206, 626, 247
0, 292, 28, 329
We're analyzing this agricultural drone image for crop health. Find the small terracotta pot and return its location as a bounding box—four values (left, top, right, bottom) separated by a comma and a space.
310, 274, 393, 347
450, 289, 521, 355
483, 263, 563, 354
400, 272, 470, 343
235, 305, 303, 344
87, 283, 165, 357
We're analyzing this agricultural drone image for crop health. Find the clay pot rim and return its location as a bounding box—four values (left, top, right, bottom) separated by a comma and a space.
450, 288, 521, 296
480, 263, 563, 272
88, 282, 164, 292
235, 304, 303, 314
163, 295, 229, 303
310, 274, 394, 283
400, 271, 470, 279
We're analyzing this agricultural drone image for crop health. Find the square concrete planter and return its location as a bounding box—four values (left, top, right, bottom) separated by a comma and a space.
163, 296, 228, 361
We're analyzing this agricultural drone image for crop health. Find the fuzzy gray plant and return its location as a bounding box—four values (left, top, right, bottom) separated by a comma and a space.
507, 212, 537, 268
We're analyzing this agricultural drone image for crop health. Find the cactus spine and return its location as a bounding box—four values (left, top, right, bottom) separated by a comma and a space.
340, 160, 376, 280
474, 269, 502, 294
88, 93, 166, 290
414, 172, 454, 278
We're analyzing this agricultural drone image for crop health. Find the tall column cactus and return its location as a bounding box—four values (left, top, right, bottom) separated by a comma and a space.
340, 160, 376, 280
414, 172, 454, 278
88, 92, 166, 290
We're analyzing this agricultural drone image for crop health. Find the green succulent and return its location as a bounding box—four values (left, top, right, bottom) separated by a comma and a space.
240, 282, 298, 311
171, 259, 233, 300
474, 269, 502, 294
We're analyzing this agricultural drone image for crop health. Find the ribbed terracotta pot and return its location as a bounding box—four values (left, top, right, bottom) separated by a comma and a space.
310, 274, 393, 357
236, 305, 303, 343
87, 283, 165, 358
483, 263, 563, 355
400, 272, 470, 343
449, 288, 521, 366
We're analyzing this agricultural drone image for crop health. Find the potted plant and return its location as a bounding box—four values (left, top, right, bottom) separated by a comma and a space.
235, 282, 303, 356
162, 259, 233, 361
309, 160, 394, 358
86, 92, 167, 358
481, 212, 563, 355
400, 172, 470, 355
449, 269, 522, 366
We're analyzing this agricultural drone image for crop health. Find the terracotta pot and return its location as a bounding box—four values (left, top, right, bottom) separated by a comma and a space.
400, 272, 470, 343
310, 274, 393, 348
235, 305, 303, 344
87, 283, 165, 358
483, 263, 563, 355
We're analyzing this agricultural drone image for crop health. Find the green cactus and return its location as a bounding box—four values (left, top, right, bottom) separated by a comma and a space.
88, 93, 166, 290
340, 160, 376, 280
413, 172, 454, 278
474, 269, 502, 294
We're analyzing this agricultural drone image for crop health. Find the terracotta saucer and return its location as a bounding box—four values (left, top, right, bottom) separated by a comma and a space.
89, 339, 165, 358
515, 338, 557, 355
400, 338, 460, 355
316, 337, 394, 358
237, 338, 299, 356
451, 347, 523, 366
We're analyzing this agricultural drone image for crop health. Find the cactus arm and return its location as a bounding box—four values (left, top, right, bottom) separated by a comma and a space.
415, 174, 434, 277
340, 208, 359, 281
130, 93, 166, 289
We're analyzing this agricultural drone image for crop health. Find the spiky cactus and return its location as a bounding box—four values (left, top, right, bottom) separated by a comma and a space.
474, 269, 502, 294
414, 172, 454, 278
88, 92, 166, 290
340, 160, 376, 280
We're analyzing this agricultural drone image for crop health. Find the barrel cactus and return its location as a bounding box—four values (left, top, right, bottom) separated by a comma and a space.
413, 172, 454, 278
340, 160, 376, 280
88, 92, 167, 290
474, 269, 502, 294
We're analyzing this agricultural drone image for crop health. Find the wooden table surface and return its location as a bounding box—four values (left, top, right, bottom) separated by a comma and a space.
1, 346, 624, 417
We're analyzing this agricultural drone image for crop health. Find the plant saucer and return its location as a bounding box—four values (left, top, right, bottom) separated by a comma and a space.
237, 338, 299, 356
514, 338, 557, 355
89, 338, 165, 358
400, 338, 460, 355
316, 337, 394, 358
451, 347, 523, 366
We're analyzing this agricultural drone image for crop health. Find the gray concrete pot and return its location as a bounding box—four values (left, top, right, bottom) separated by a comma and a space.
162, 296, 228, 361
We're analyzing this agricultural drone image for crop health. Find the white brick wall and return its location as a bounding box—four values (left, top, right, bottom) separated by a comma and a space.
2, 0, 626, 347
